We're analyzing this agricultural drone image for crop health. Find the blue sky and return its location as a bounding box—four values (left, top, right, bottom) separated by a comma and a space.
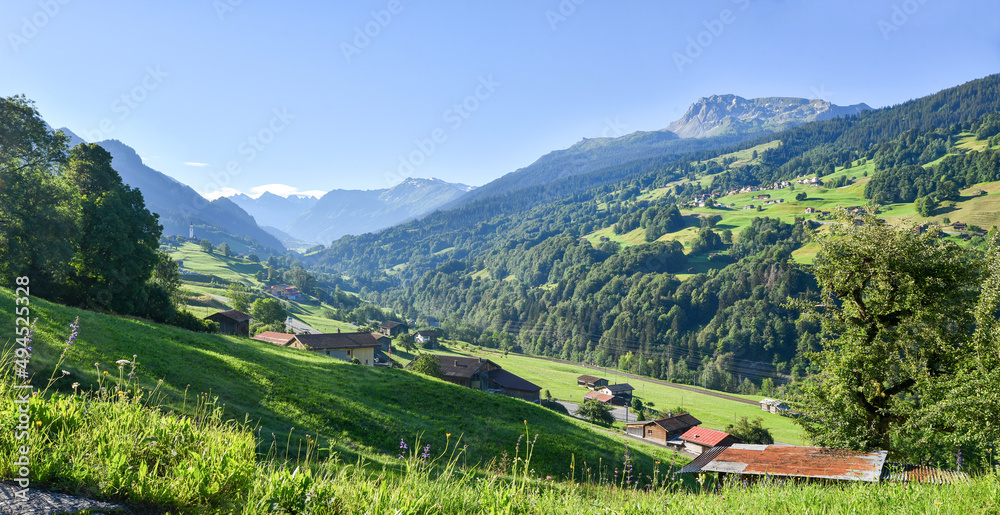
3, 1, 999, 197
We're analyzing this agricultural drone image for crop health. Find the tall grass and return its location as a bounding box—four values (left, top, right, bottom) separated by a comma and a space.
2, 320, 998, 513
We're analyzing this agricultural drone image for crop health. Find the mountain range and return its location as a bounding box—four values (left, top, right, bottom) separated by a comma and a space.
55, 93, 870, 255
58, 129, 287, 254
440, 95, 870, 210
230, 177, 474, 246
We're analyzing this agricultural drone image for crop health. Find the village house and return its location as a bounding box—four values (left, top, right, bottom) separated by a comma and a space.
289, 331, 381, 366
576, 374, 609, 390
380, 321, 409, 337
804, 207, 815, 214
252, 331, 296, 346
759, 398, 790, 414
678, 427, 739, 455
953, 222, 968, 231
625, 412, 701, 446
743, 204, 755, 210
204, 309, 251, 337
597, 383, 634, 402
583, 390, 628, 407
428, 355, 541, 402
414, 330, 439, 347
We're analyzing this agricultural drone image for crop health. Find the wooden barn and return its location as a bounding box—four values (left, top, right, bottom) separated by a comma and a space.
576, 374, 608, 390
429, 355, 540, 403
205, 309, 252, 337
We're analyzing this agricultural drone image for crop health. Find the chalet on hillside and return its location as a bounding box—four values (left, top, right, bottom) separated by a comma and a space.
953, 222, 968, 231
414, 330, 439, 347
678, 427, 739, 455
804, 207, 815, 214
583, 390, 628, 407
289, 331, 381, 366
429, 355, 541, 403
625, 413, 701, 446
380, 321, 408, 338
598, 383, 634, 401
205, 310, 251, 337
252, 331, 296, 346
577, 374, 609, 390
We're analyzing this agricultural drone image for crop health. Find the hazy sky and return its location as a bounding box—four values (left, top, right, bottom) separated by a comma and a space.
3, 1, 999, 198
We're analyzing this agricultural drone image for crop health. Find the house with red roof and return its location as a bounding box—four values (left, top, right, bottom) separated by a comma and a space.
678, 426, 739, 455
583, 390, 629, 407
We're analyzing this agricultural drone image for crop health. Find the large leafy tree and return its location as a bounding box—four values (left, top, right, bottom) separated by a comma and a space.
65, 143, 162, 314
791, 208, 981, 456
0, 96, 77, 297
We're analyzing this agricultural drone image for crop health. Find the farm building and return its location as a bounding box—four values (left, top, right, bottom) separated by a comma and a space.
674, 444, 968, 485
204, 309, 252, 337
289, 332, 381, 366
576, 375, 609, 390
379, 321, 409, 337
371, 333, 392, 353
678, 427, 739, 455
427, 355, 540, 402
759, 398, 790, 414
625, 413, 701, 446
252, 331, 296, 346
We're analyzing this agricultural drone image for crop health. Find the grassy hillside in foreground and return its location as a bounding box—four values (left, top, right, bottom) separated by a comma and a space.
393, 343, 806, 445
1, 287, 679, 478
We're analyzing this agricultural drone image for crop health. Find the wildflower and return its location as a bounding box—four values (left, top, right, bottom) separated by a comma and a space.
103, 371, 108, 375
446, 433, 451, 439
61, 370, 70, 376
421, 444, 431, 459
65, 318, 79, 346
71, 382, 79, 389
546, 476, 552, 480
35, 421, 41, 427
399, 438, 408, 451
115, 359, 131, 367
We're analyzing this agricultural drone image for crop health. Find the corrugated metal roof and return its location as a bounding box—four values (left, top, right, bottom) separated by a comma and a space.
676, 445, 730, 474
252, 331, 296, 345
881, 462, 970, 484
675, 444, 888, 483
679, 427, 734, 448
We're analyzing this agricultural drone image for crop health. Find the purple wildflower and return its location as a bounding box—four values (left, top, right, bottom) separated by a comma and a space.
956, 449, 963, 470
421, 444, 431, 459
65, 317, 79, 347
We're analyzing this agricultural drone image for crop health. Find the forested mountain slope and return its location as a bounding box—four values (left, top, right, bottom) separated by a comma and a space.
309, 73, 1000, 393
